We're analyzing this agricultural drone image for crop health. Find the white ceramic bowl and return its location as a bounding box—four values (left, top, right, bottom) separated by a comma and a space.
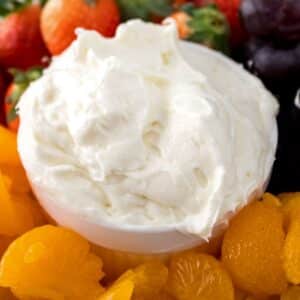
26, 42, 277, 254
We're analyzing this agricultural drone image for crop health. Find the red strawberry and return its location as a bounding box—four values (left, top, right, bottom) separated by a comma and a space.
0, 71, 6, 125
0, 71, 4, 99
0, 4, 49, 69
215, 0, 246, 45
41, 0, 120, 56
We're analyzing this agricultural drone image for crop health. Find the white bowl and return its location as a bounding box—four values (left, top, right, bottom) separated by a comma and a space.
26, 42, 276, 254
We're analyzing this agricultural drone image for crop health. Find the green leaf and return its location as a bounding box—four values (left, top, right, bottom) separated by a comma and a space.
10, 67, 43, 85
181, 3, 196, 15
146, 0, 173, 16
6, 103, 19, 123
0, 0, 32, 17
117, 0, 173, 21
187, 5, 230, 54
84, 0, 97, 5
40, 0, 48, 6
6, 67, 43, 122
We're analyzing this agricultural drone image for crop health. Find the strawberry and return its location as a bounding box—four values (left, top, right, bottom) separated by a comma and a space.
194, 0, 214, 6
214, 0, 245, 45
0, 71, 6, 125
169, 4, 230, 54
194, 0, 246, 45
5, 68, 43, 132
41, 0, 120, 55
174, 0, 189, 4
0, 71, 4, 100
0, 3, 49, 69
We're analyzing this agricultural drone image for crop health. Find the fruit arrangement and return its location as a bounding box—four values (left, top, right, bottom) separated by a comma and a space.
0, 0, 299, 299
0, 129, 300, 299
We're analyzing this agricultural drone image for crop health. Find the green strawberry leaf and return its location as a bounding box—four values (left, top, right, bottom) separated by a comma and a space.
6, 67, 43, 122
7, 104, 19, 123
187, 4, 230, 54
181, 3, 196, 15
84, 0, 97, 5
40, 0, 48, 6
0, 0, 32, 17
117, 0, 173, 21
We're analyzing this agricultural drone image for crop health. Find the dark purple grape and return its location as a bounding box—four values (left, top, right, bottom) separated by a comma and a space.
249, 42, 300, 80
240, 0, 300, 41
244, 37, 268, 58
240, 0, 282, 36
276, 0, 300, 41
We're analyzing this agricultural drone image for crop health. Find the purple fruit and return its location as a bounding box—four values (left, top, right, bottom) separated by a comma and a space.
249, 42, 300, 80
240, 0, 281, 36
240, 0, 300, 41
276, 0, 300, 41
245, 37, 267, 57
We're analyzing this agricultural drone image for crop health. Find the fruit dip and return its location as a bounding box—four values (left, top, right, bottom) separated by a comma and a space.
17, 20, 278, 241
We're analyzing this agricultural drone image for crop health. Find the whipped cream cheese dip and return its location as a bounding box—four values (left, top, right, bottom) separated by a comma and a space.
18, 20, 278, 243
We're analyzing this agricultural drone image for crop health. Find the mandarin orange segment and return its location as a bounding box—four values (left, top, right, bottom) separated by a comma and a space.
1, 165, 31, 195
0, 173, 46, 237
98, 278, 134, 300
0, 287, 17, 300
246, 296, 277, 300
92, 245, 169, 283
283, 218, 300, 284
167, 252, 234, 300
13, 193, 47, 228
115, 269, 136, 283
112, 262, 168, 300
132, 261, 168, 299
245, 297, 266, 300
0, 225, 104, 300
0, 126, 20, 166
280, 193, 300, 229
278, 192, 300, 204
262, 193, 282, 208
0, 174, 16, 227
280, 286, 300, 300
157, 291, 176, 300
0, 236, 15, 258
197, 233, 224, 256
235, 289, 248, 300
0, 173, 33, 236
222, 201, 287, 295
